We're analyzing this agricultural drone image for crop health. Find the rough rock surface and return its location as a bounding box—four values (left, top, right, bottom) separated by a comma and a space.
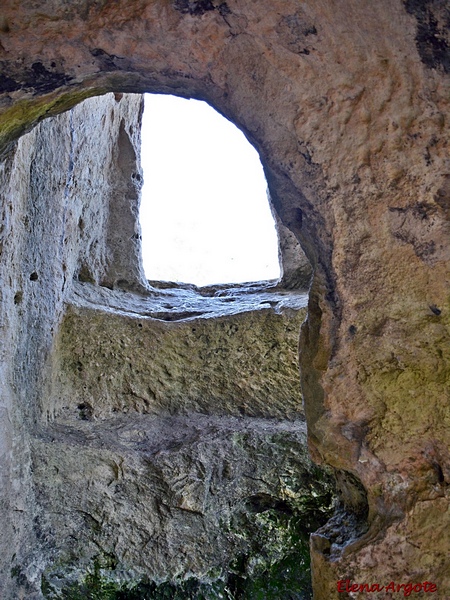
0, 0, 449, 598
0, 93, 146, 597
50, 281, 308, 421
271, 198, 313, 290
0, 90, 325, 598
34, 415, 332, 597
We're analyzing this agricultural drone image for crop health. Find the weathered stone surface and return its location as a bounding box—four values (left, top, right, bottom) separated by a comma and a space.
48, 281, 307, 421
0, 0, 449, 597
33, 415, 333, 597
271, 200, 313, 290
0, 92, 146, 598
1, 90, 320, 597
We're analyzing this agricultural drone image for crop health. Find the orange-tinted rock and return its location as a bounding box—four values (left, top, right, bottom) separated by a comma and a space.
0, 0, 449, 597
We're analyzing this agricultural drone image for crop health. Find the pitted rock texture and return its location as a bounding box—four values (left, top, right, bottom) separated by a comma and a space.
33, 415, 333, 597
1, 90, 318, 598
0, 92, 146, 598
49, 281, 307, 421
0, 0, 449, 598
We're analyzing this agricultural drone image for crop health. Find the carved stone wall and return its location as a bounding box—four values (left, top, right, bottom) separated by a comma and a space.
0, 0, 449, 597
1, 91, 330, 597
0, 93, 144, 596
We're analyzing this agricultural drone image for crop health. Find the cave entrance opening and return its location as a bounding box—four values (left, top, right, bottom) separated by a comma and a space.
139, 94, 281, 287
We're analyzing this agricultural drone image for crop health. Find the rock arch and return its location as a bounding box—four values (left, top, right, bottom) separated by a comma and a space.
0, 1, 449, 597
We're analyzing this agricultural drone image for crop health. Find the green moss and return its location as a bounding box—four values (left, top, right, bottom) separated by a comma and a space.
11, 564, 27, 585
117, 579, 231, 599
10, 565, 21, 579
41, 458, 334, 599
40, 425, 334, 600
43, 570, 232, 600
238, 542, 312, 599
226, 509, 316, 599
42, 529, 314, 600
0, 87, 106, 152
41, 576, 56, 597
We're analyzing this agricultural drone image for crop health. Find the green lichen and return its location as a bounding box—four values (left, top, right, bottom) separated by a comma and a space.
0, 87, 106, 154
43, 569, 231, 600
41, 455, 334, 599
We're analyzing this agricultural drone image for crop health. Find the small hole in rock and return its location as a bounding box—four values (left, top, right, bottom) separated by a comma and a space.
116, 279, 130, 289
77, 402, 93, 420
429, 304, 441, 316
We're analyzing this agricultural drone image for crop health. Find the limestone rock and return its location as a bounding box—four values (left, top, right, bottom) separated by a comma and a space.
49, 281, 307, 421
0, 92, 146, 598
1, 91, 323, 597
0, 0, 449, 597
33, 415, 333, 596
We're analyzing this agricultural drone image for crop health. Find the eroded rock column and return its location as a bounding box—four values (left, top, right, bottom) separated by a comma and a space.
0, 93, 145, 596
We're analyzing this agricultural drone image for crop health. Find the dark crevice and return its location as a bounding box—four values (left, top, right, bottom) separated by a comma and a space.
404, 0, 450, 72
174, 0, 229, 16
90, 48, 121, 71
145, 310, 206, 321
244, 493, 294, 516
312, 470, 369, 559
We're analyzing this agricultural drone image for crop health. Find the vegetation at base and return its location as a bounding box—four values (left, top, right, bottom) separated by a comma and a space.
42, 498, 331, 599
43, 562, 311, 600
42, 568, 231, 600
225, 506, 316, 600
41, 447, 334, 599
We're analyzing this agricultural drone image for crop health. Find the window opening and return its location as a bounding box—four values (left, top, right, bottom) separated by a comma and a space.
140, 94, 280, 286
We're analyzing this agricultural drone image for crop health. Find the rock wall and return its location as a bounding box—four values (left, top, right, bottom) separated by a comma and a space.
50, 283, 307, 421
1, 90, 327, 597
0, 0, 449, 598
0, 93, 144, 597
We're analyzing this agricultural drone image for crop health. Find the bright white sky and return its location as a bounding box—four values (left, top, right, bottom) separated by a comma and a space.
139, 94, 280, 286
